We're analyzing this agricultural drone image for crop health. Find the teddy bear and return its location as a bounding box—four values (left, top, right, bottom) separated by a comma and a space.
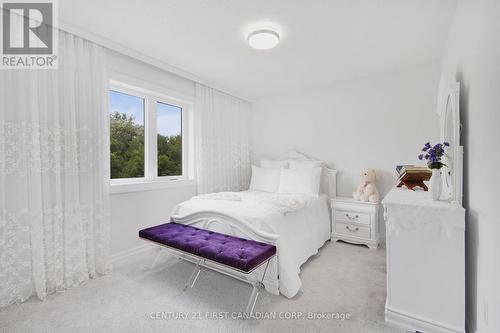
352, 169, 380, 203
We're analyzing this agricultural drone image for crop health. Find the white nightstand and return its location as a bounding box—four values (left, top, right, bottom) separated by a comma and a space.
331, 196, 379, 249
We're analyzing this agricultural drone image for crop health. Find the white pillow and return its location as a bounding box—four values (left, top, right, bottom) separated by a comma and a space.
260, 159, 289, 169
289, 159, 323, 169
249, 165, 281, 192
277, 167, 322, 197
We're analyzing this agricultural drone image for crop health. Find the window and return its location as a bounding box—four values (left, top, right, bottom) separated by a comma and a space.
109, 90, 145, 179
109, 82, 189, 184
157, 102, 182, 177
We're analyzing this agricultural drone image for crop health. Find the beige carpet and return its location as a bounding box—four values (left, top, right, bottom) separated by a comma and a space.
0, 241, 398, 333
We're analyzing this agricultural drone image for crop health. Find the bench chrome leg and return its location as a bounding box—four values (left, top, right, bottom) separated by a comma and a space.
245, 258, 271, 315
245, 283, 261, 314
183, 259, 204, 291
150, 247, 164, 269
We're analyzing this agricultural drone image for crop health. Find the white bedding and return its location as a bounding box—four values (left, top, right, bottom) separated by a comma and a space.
192, 191, 308, 214
171, 190, 331, 298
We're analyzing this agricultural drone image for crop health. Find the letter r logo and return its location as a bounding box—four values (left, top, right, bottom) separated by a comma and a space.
2, 2, 53, 54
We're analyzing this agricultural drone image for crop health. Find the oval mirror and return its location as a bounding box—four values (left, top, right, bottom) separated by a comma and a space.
437, 78, 462, 204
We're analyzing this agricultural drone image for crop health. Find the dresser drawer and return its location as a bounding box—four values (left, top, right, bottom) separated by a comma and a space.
335, 210, 370, 225
335, 222, 371, 238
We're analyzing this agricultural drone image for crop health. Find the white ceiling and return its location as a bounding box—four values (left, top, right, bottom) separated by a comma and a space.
60, 0, 457, 101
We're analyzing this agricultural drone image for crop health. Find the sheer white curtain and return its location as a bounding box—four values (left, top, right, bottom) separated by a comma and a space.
0, 31, 110, 307
194, 83, 251, 194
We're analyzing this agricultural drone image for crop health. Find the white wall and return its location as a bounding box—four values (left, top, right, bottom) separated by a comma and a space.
106, 49, 195, 100
106, 50, 197, 259
109, 185, 196, 257
441, 1, 500, 332
251, 63, 441, 236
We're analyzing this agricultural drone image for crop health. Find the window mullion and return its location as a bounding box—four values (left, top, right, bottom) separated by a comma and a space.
146, 97, 158, 180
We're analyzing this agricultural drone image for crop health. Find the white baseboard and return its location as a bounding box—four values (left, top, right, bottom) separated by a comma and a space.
385, 306, 465, 333
110, 243, 156, 263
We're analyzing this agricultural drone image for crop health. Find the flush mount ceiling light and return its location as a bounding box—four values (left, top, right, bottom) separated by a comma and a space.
247, 29, 280, 50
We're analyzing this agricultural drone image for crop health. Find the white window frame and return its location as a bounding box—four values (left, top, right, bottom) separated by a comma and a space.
109, 79, 194, 193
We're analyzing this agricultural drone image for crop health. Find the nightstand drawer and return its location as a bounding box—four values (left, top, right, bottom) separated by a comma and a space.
335, 210, 370, 225
335, 222, 371, 238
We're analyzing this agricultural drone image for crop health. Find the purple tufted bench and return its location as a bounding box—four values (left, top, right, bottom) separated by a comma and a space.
139, 222, 276, 314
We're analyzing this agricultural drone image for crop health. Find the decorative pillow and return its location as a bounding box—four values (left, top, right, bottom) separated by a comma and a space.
249, 165, 281, 192
277, 167, 322, 197
289, 159, 323, 169
260, 159, 289, 169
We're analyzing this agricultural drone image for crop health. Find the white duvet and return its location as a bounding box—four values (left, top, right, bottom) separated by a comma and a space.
171, 190, 331, 298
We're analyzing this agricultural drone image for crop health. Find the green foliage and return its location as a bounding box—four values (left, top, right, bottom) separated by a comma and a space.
110, 112, 144, 178
110, 112, 182, 179
158, 133, 182, 176
427, 161, 447, 170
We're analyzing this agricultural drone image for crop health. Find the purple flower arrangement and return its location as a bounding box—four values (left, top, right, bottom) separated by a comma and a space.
418, 142, 449, 169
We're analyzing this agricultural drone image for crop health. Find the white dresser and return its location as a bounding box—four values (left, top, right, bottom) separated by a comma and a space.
331, 196, 379, 249
382, 188, 465, 333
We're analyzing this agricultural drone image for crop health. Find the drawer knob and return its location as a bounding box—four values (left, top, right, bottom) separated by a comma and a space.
345, 225, 359, 232
345, 213, 359, 220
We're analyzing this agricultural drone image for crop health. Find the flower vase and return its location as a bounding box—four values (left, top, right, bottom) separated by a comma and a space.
428, 168, 442, 201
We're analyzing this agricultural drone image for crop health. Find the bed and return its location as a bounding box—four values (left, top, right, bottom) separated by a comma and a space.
168, 161, 337, 298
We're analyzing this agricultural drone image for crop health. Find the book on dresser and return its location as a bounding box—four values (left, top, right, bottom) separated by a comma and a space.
395, 166, 432, 191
